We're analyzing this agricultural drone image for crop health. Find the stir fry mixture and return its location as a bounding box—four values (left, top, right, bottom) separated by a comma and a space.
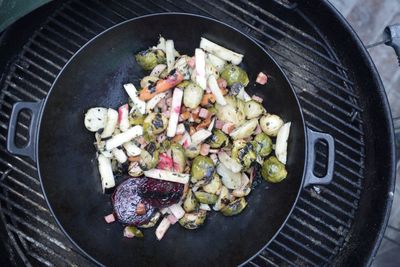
84, 36, 291, 240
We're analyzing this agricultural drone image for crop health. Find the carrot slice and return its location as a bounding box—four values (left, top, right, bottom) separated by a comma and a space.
201, 93, 216, 106
139, 71, 184, 101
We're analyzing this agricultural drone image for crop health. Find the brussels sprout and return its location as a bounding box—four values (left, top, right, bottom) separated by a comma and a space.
229, 118, 258, 140
128, 161, 143, 177
216, 163, 242, 189
190, 156, 215, 183
183, 82, 204, 109
184, 145, 200, 159
202, 173, 222, 194
135, 49, 166, 71
213, 186, 230, 211
139, 142, 159, 170
170, 143, 186, 172
232, 140, 257, 169
177, 80, 191, 89
143, 113, 168, 135
221, 197, 247, 216
208, 129, 229, 149
259, 114, 284, 137
140, 76, 159, 88
124, 225, 144, 237
160, 139, 171, 152
261, 156, 287, 183
254, 133, 273, 157
220, 64, 249, 86
215, 96, 245, 126
139, 212, 161, 228
244, 100, 265, 119
183, 190, 199, 213
194, 191, 218, 204
129, 115, 145, 126
179, 210, 207, 229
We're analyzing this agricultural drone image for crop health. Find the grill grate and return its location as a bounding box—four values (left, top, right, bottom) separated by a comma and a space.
0, 0, 367, 266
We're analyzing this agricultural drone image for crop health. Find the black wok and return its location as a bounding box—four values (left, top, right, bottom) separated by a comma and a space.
7, 13, 335, 267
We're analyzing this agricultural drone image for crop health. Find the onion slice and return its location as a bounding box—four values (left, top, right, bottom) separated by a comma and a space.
143, 169, 189, 184
105, 125, 143, 151
200, 37, 243, 65
208, 75, 227, 106
123, 83, 146, 115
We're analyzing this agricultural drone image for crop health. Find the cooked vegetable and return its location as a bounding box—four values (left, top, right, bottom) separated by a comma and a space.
135, 49, 165, 70
179, 210, 207, 230
124, 225, 144, 238
194, 191, 218, 204
128, 161, 143, 177
123, 141, 142, 157
139, 70, 184, 101
156, 217, 171, 240
200, 37, 243, 65
124, 83, 146, 115
199, 203, 211, 211
185, 145, 200, 159
105, 125, 143, 151
191, 129, 212, 146
167, 88, 183, 137
171, 143, 186, 173
244, 100, 265, 119
195, 48, 207, 89
275, 122, 291, 164
261, 156, 287, 183
229, 118, 258, 140
208, 129, 229, 148
259, 114, 284, 137
146, 92, 167, 112
112, 148, 128, 163
215, 96, 245, 126
207, 53, 226, 71
101, 108, 118, 138
190, 155, 215, 183
220, 64, 249, 86
183, 82, 203, 109
208, 75, 227, 105
216, 163, 242, 190
144, 112, 168, 135
221, 197, 247, 216
139, 142, 159, 170
254, 133, 273, 157
165, 39, 175, 72
143, 169, 190, 184
213, 186, 229, 211
183, 190, 199, 212
150, 64, 167, 77
140, 212, 161, 228
129, 115, 145, 126
84, 107, 108, 132
202, 173, 222, 194
168, 204, 185, 220
218, 151, 242, 173
98, 154, 115, 192
232, 140, 257, 169
140, 76, 159, 88
118, 104, 130, 132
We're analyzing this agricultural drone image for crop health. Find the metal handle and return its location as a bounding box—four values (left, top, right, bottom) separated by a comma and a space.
384, 24, 400, 66
271, 0, 298, 10
303, 128, 335, 187
7, 100, 44, 162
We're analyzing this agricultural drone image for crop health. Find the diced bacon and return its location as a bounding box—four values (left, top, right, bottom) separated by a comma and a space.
252, 95, 263, 103
200, 143, 210, 156
254, 124, 262, 135
199, 108, 210, 119
162, 110, 171, 117
222, 122, 235, 134
217, 78, 227, 89
256, 72, 268, 85
167, 214, 178, 224
205, 88, 212, 94
192, 107, 200, 116
215, 120, 225, 129
118, 104, 129, 132
166, 97, 173, 107
176, 123, 185, 135
104, 213, 115, 223
188, 56, 195, 68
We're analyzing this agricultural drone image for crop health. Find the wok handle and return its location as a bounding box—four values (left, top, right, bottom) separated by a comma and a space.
7, 100, 44, 162
303, 128, 335, 187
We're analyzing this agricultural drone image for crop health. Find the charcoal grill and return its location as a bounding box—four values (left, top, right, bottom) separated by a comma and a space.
0, 0, 395, 266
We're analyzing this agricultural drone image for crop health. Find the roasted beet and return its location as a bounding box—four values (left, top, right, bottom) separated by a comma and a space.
112, 178, 155, 226
138, 178, 184, 207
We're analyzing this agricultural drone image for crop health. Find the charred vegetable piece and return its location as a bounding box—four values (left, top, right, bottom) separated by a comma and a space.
139, 70, 184, 101
179, 210, 207, 230
129, 115, 145, 126
220, 64, 249, 86
139, 212, 161, 228
194, 191, 218, 204
208, 129, 229, 149
259, 114, 284, 137
124, 225, 144, 238
135, 49, 165, 70
221, 197, 247, 216
261, 156, 287, 183
139, 142, 159, 170
84, 107, 108, 132
254, 133, 273, 157
183, 82, 204, 109
143, 113, 168, 135
232, 140, 257, 169
185, 145, 201, 159
138, 178, 184, 207
213, 186, 230, 211
171, 143, 186, 173
202, 173, 222, 194
183, 189, 199, 213
190, 156, 215, 183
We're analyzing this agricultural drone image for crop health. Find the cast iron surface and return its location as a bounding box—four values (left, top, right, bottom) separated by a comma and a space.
0, 0, 395, 266
14, 13, 330, 267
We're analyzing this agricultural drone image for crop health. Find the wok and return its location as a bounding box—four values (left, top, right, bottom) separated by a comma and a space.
7, 13, 334, 267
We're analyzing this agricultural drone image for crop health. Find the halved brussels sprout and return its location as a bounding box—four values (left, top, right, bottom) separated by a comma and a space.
124, 225, 144, 237
216, 163, 242, 190
135, 49, 166, 70
128, 161, 143, 177
179, 210, 207, 230
208, 129, 229, 149
129, 115, 145, 126
171, 143, 186, 173
139, 212, 161, 228
229, 118, 258, 140
213, 186, 230, 211
139, 142, 159, 170
194, 191, 218, 204
185, 145, 201, 159
140, 76, 158, 88
143, 113, 168, 135
254, 132, 273, 157
220, 64, 249, 86
190, 156, 215, 183
261, 156, 287, 183
202, 173, 222, 194
183, 82, 204, 109
259, 114, 284, 137
232, 140, 257, 169
221, 197, 247, 216
244, 100, 265, 119
215, 96, 245, 126
183, 190, 199, 213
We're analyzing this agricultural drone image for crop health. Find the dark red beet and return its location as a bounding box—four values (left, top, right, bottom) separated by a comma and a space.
112, 177, 183, 226
112, 178, 155, 225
